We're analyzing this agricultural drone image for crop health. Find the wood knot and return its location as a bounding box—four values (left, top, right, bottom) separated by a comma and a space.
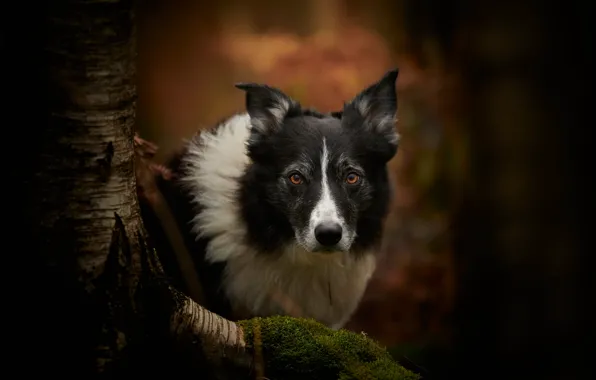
97, 141, 114, 181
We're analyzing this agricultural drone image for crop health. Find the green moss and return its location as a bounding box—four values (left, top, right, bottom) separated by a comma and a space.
238, 316, 420, 380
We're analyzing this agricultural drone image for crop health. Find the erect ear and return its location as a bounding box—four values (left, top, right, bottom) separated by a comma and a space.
235, 83, 299, 136
342, 69, 399, 147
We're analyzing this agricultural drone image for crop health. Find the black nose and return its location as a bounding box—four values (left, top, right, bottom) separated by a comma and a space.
314, 222, 343, 246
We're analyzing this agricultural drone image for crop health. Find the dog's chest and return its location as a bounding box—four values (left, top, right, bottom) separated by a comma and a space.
221, 251, 376, 329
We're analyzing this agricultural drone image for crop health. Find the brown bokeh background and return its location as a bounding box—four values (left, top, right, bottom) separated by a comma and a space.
135, 1, 589, 378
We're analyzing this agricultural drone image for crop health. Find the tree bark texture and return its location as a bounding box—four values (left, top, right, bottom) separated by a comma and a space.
26, 0, 141, 376
12, 0, 247, 377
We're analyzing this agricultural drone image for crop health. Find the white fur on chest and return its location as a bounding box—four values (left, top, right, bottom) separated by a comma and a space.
181, 113, 377, 328
224, 248, 376, 328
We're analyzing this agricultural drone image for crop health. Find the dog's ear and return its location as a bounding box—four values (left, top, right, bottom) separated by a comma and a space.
235, 83, 298, 136
342, 69, 399, 148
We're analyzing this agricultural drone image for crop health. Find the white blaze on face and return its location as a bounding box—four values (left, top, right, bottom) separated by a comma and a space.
314, 139, 339, 222
307, 138, 344, 244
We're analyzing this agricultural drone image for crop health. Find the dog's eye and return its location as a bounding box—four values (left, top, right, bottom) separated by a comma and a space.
288, 173, 304, 185
345, 173, 361, 185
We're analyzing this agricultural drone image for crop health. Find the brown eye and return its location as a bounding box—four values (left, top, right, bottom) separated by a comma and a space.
345, 173, 360, 185
289, 173, 304, 185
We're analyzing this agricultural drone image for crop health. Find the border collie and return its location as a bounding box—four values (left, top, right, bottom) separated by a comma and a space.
143, 69, 399, 329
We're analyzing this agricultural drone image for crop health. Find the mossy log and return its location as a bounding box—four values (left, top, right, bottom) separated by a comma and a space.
240, 317, 419, 380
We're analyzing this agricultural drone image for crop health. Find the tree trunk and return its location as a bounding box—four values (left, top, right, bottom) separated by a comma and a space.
33, 0, 142, 375
13, 0, 139, 375
14, 0, 246, 377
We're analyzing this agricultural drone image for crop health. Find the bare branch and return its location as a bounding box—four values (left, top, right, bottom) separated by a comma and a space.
135, 134, 206, 305
171, 296, 246, 352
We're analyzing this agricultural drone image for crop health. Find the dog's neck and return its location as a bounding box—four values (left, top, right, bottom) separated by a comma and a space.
223, 246, 377, 329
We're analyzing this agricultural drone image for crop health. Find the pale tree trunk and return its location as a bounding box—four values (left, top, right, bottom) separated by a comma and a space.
13, 0, 247, 378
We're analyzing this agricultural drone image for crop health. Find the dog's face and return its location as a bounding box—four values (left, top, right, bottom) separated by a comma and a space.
238, 70, 399, 254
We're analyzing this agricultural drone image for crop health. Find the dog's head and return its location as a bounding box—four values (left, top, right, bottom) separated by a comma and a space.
238, 70, 399, 255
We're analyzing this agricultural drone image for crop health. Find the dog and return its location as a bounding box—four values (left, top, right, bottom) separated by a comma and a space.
141, 69, 399, 329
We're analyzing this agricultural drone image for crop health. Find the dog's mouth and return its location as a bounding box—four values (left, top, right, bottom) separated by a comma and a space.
301, 239, 352, 254
313, 246, 340, 254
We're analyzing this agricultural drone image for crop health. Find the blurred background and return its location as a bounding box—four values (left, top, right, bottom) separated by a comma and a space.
136, 1, 589, 378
